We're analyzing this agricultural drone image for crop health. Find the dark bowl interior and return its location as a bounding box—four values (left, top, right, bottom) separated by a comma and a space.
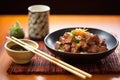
44, 27, 119, 62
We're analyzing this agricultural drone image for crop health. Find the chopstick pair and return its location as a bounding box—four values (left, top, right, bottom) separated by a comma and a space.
6, 36, 92, 79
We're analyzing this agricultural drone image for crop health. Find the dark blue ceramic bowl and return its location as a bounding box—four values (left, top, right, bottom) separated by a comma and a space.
44, 27, 119, 62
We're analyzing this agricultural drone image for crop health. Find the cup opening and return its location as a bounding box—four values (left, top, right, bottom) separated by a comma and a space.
28, 5, 50, 12
5, 39, 39, 52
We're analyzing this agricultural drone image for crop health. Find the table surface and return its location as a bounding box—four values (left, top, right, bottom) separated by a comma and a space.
0, 15, 120, 80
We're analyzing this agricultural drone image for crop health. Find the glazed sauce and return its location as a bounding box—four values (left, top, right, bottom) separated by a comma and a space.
10, 45, 27, 51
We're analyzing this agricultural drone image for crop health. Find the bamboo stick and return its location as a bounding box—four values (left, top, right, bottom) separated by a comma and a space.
6, 36, 92, 79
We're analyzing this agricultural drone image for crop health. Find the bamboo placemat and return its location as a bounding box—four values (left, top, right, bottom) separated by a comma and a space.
7, 41, 120, 74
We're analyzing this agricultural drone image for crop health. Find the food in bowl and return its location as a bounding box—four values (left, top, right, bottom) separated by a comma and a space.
10, 45, 27, 51
55, 28, 108, 53
44, 27, 118, 61
5, 39, 39, 64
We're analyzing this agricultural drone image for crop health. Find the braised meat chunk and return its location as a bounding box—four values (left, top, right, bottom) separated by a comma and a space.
55, 28, 108, 53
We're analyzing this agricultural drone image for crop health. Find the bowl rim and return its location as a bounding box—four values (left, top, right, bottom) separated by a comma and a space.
4, 39, 39, 52
44, 27, 119, 55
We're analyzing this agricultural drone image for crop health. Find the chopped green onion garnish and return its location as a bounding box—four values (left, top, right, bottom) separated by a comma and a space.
77, 43, 81, 47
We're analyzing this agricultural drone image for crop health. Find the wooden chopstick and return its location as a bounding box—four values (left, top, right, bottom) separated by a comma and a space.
11, 36, 92, 78
6, 36, 92, 79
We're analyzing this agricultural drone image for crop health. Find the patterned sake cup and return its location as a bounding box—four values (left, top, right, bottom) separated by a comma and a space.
28, 5, 50, 40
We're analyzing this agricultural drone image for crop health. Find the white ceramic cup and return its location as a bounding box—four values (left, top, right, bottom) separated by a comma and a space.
28, 5, 50, 40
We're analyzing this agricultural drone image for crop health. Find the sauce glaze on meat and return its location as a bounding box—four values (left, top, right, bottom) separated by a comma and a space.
55, 28, 108, 53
